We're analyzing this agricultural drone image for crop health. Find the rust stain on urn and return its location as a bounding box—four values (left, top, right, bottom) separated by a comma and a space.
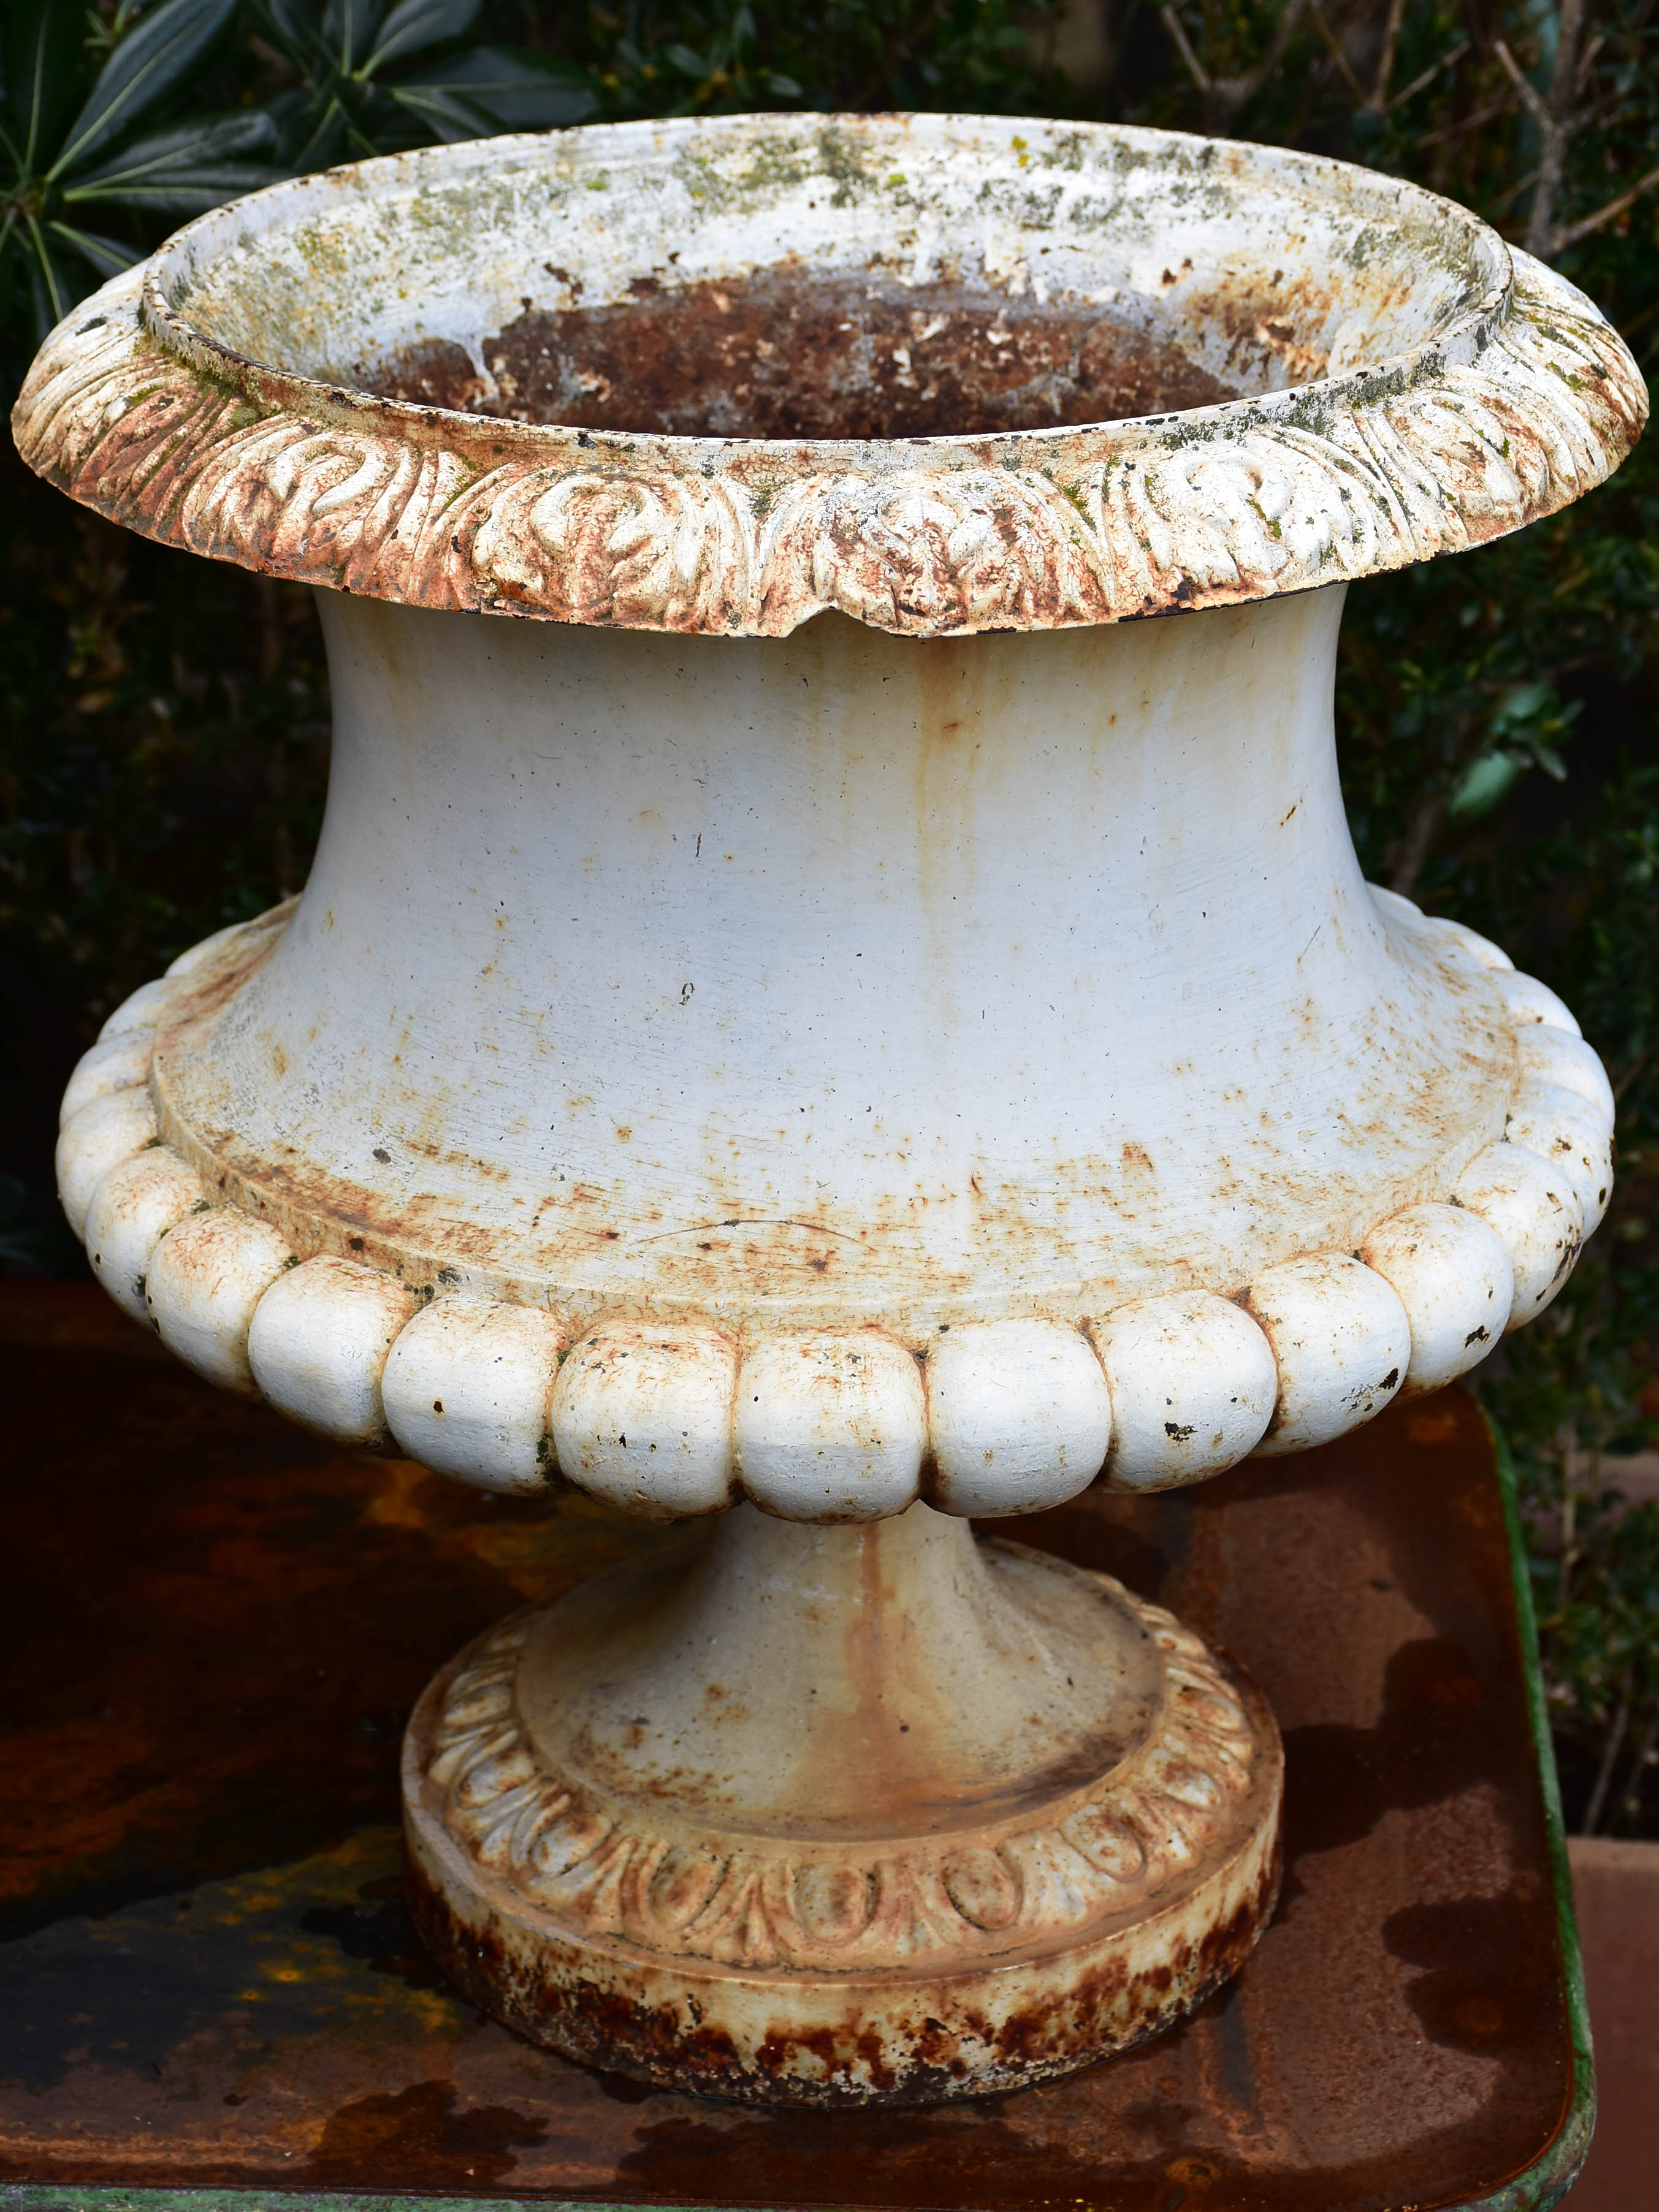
404, 1843, 1280, 2106
399, 1507, 1283, 2103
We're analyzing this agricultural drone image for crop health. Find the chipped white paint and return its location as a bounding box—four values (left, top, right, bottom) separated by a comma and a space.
59, 1032, 154, 1127
29, 114, 1626, 1517
1506, 1084, 1614, 1231
83, 1146, 205, 1322
1094, 1292, 1278, 1490
166, 916, 270, 978
25, 109, 1635, 2108
1359, 1204, 1514, 1395
1452, 1143, 1585, 1323
1516, 1025, 1616, 1124
551, 1324, 741, 1519
405, 1498, 1283, 2100
924, 1320, 1113, 1516
13, 117, 1645, 638
1500, 972, 1581, 1037
381, 1295, 566, 1491
144, 1206, 294, 1393
248, 1254, 418, 1444
97, 976, 176, 1043
55, 1086, 158, 1238
48, 691, 1615, 1506
734, 1332, 928, 1521
1245, 1253, 1411, 1455
1432, 917, 1516, 972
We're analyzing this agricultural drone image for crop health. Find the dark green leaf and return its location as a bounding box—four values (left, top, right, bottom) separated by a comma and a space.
1, 0, 85, 178
68, 108, 278, 191
1446, 751, 1526, 822
255, 0, 335, 76
289, 94, 350, 173
369, 0, 479, 72
47, 219, 144, 279
388, 83, 487, 141
321, 0, 386, 75
398, 47, 597, 132
65, 163, 282, 214
23, 212, 77, 342
51, 0, 238, 182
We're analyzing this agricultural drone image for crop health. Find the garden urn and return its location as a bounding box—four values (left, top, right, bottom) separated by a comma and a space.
15, 111, 1644, 2105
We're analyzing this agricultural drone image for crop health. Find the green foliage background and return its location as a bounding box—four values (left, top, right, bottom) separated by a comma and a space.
4, 0, 1657, 1831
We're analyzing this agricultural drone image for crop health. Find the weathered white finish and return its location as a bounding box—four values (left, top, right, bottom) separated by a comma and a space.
154, 592, 1511, 1329
55, 1088, 159, 1237
1507, 1084, 1614, 1231
97, 975, 175, 1043
59, 1033, 153, 1127
21, 109, 1636, 2111
551, 1323, 740, 1518
166, 916, 264, 978
1364, 885, 1422, 926
406, 1497, 1282, 2099
40, 587, 1614, 1506
1245, 1254, 1411, 1455
1452, 1143, 1584, 1323
924, 1320, 1112, 1516
381, 1295, 566, 1491
1500, 972, 1582, 1037
145, 1207, 294, 1392
1433, 918, 1515, 972
83, 1147, 205, 1321
1517, 1026, 1617, 1124
1359, 1203, 1514, 1395
734, 1331, 928, 1521
1094, 1292, 1278, 1490
248, 1255, 419, 1444
28, 120, 1631, 1511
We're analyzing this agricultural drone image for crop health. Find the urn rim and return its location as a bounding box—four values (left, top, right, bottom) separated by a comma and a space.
13, 111, 1646, 637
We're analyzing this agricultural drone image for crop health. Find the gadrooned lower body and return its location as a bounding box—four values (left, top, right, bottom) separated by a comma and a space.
400, 1517, 1283, 2105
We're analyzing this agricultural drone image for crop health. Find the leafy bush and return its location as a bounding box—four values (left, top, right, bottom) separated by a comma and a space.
2, 0, 1655, 1829
2, 0, 278, 338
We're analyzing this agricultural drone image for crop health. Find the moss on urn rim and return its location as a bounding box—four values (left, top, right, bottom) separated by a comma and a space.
11, 111, 1647, 637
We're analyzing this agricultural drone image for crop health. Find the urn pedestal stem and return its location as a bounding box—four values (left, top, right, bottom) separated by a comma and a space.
403, 1500, 1282, 2103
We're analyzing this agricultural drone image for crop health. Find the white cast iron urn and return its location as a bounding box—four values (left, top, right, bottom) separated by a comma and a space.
18, 112, 1643, 2105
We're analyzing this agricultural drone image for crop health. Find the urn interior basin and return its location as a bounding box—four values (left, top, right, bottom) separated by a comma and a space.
155, 114, 1506, 438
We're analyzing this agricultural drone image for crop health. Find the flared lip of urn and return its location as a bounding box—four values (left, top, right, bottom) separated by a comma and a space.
13, 110, 1647, 635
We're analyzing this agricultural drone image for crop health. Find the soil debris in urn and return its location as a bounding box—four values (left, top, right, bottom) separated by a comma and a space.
359, 270, 1238, 438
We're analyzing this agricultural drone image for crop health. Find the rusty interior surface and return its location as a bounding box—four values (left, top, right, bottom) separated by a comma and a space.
0, 1285, 1574, 2207
358, 273, 1239, 437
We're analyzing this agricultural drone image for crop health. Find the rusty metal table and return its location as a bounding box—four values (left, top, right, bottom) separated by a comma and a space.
0, 1286, 1592, 2212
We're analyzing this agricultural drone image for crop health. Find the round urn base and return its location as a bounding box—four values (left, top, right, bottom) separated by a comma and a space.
401, 1503, 1282, 2103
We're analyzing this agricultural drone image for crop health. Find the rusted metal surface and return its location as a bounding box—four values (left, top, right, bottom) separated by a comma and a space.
365, 272, 1240, 438
0, 1286, 1585, 2204
11, 115, 1646, 639
401, 1507, 1282, 2102
407, 1839, 1278, 2110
